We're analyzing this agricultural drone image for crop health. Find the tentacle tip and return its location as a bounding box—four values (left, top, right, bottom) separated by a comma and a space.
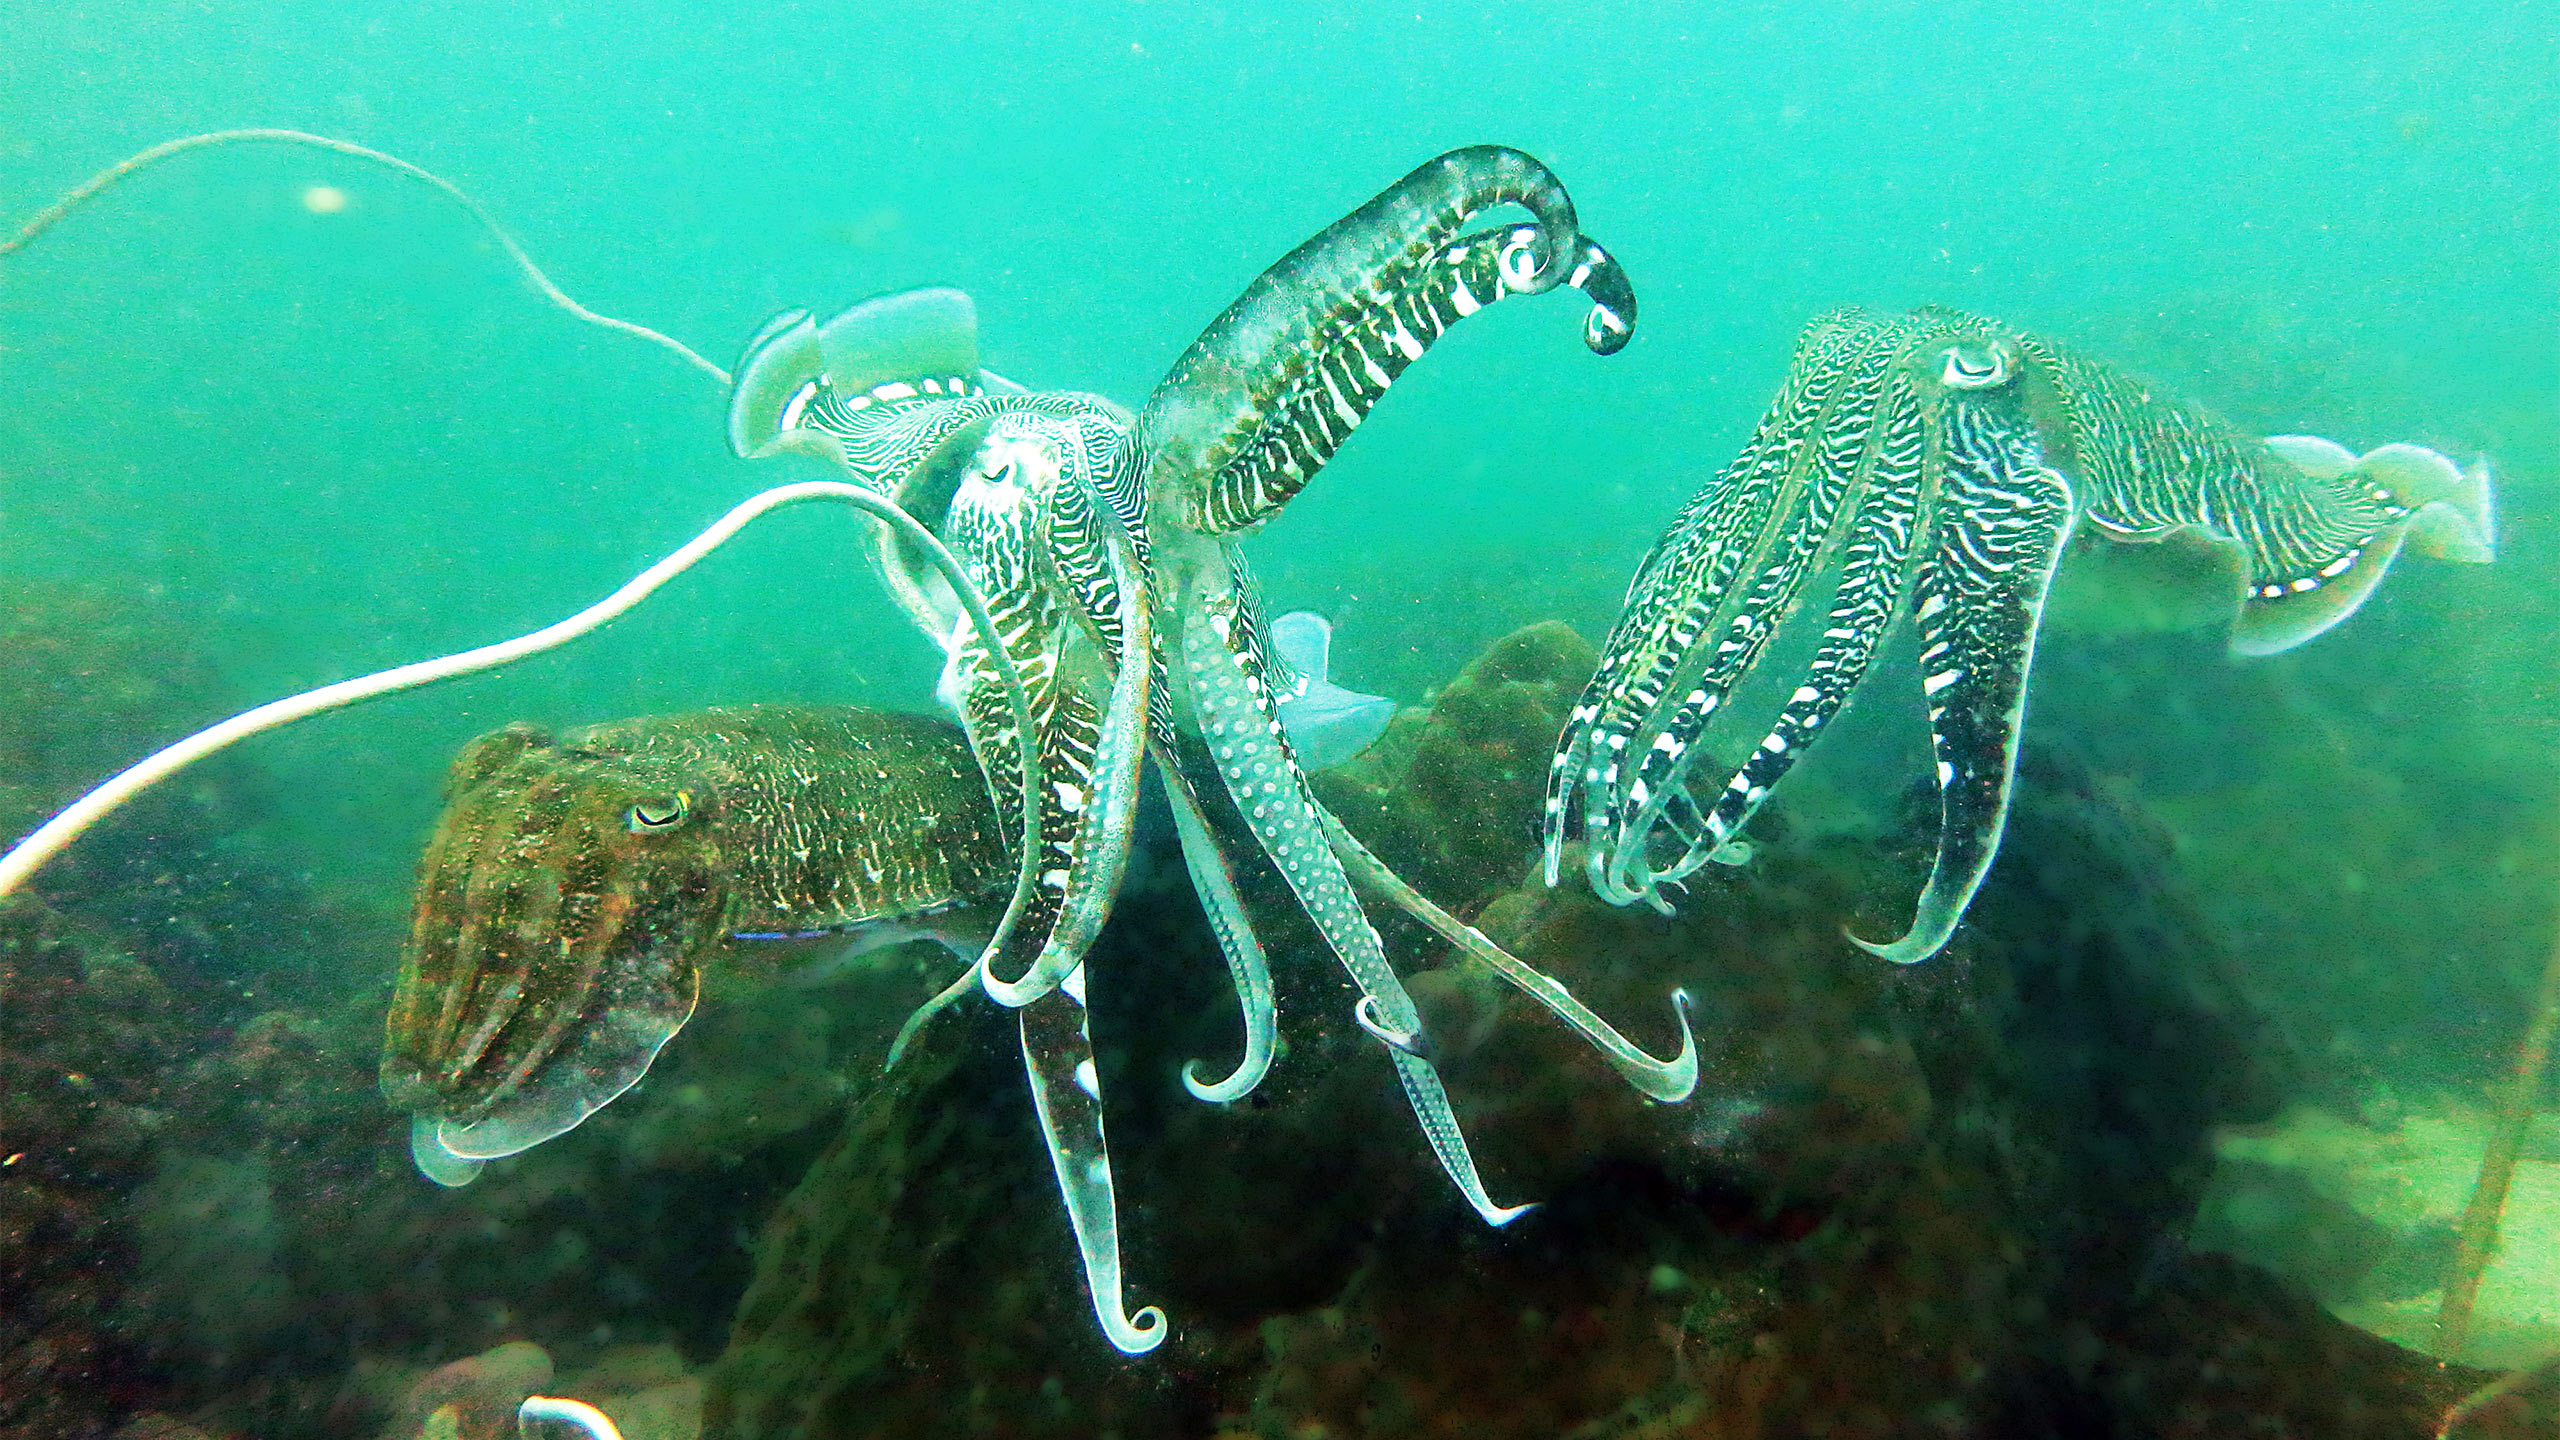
1584, 307, 1633, 356
979, 964, 1060, 1010
1483, 1199, 1540, 1228
1103, 1304, 1169, 1356
1844, 924, 1946, 966
1645, 989, 1701, 1103
1353, 994, 1426, 1055
1178, 1057, 1260, 1105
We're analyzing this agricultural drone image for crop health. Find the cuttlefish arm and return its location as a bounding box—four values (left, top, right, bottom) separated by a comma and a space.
1319, 808, 1697, 1101
1142, 145, 1634, 538
947, 428, 1156, 1011
1590, 313, 1926, 911
1175, 579, 1529, 1225
1018, 964, 1166, 1355
1540, 308, 1888, 898
1156, 606, 1388, 1106
1850, 393, 2077, 963
1156, 747, 1279, 1104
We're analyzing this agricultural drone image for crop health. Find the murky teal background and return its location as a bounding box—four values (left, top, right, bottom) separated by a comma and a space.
1, 0, 2554, 1078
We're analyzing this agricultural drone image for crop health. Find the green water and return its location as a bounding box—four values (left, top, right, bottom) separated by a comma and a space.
3, 0, 2557, 1434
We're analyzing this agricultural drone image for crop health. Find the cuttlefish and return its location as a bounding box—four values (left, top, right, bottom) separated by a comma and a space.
382, 610, 1394, 1198
727, 147, 1693, 1351
381, 704, 1014, 1187
1, 134, 1686, 1357
1546, 305, 2496, 960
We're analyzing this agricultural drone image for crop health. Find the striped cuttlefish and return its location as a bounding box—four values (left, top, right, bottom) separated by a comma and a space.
1546, 305, 2497, 962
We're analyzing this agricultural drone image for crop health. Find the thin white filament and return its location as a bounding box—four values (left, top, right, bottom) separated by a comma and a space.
0, 482, 1049, 974
0, 128, 730, 388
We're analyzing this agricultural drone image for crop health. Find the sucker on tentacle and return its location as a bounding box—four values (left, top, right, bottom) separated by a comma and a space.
1550, 303, 2496, 965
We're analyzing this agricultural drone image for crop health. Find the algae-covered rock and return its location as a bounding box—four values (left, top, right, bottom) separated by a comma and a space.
0, 898, 197, 1438
1312, 619, 1599, 912
699, 621, 2420, 1439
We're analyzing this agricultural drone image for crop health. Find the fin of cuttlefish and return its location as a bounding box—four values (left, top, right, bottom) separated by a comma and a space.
2230, 436, 2497, 657
1851, 399, 2078, 965
726, 286, 981, 459
1269, 610, 1396, 770
1017, 965, 1167, 1354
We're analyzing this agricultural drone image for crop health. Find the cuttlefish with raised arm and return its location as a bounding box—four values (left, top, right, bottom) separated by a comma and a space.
725, 147, 1696, 1353
2, 135, 1692, 1356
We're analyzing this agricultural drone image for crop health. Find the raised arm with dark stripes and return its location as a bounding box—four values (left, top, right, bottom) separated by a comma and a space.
1140, 146, 1635, 538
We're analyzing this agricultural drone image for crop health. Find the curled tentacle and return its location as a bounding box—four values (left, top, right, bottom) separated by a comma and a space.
1159, 751, 1279, 1104
0, 483, 1048, 958
1174, 582, 1529, 1226
2, 128, 729, 386
1320, 808, 1698, 1102
1144, 143, 1632, 537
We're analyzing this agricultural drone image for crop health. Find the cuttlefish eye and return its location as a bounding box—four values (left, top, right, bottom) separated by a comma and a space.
626, 793, 690, 832
1938, 340, 2016, 390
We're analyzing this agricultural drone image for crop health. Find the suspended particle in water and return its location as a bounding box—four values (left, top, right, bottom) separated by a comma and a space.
301, 183, 349, 215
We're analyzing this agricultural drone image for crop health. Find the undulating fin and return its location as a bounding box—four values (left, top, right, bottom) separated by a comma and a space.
725, 286, 981, 460
1851, 399, 2078, 964
2230, 437, 2496, 657
1016, 968, 1167, 1355
726, 306, 819, 459
1269, 610, 1395, 770
813, 287, 982, 399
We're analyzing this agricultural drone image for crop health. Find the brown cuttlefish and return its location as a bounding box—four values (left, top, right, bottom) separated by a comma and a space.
380, 704, 1011, 1186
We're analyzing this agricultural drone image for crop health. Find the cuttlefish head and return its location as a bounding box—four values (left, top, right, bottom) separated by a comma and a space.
380, 722, 733, 1187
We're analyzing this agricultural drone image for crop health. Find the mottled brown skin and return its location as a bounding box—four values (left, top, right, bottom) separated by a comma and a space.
381, 704, 1011, 1137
